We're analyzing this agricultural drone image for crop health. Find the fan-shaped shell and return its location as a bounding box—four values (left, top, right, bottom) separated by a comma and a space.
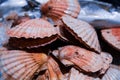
41, 0, 80, 21
69, 68, 100, 80
36, 57, 64, 80
0, 49, 48, 80
7, 19, 57, 39
52, 45, 104, 73
7, 19, 58, 48
101, 28, 120, 51
61, 15, 101, 53
102, 65, 120, 80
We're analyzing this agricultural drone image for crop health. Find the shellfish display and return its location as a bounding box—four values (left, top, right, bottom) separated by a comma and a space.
7, 18, 58, 48
0, 0, 120, 79
41, 0, 80, 21
0, 49, 48, 80
101, 28, 120, 51
52, 45, 111, 73
61, 15, 101, 53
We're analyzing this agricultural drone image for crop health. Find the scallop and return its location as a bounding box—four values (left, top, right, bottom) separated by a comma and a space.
61, 15, 101, 53
102, 65, 120, 80
101, 28, 120, 51
41, 0, 80, 21
7, 19, 58, 48
36, 57, 64, 80
52, 45, 104, 73
0, 49, 48, 80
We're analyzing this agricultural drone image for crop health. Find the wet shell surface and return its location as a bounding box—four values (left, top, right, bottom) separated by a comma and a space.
52, 45, 104, 73
7, 18, 57, 39
61, 15, 101, 53
41, 0, 80, 21
102, 65, 120, 80
68, 68, 100, 80
101, 28, 120, 51
0, 49, 48, 80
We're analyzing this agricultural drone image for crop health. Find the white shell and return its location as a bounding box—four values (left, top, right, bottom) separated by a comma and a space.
100, 52, 113, 74
69, 68, 100, 80
62, 15, 101, 53
102, 65, 120, 80
0, 49, 48, 80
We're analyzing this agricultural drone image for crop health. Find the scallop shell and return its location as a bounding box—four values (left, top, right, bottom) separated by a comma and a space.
52, 45, 104, 73
41, 0, 80, 21
36, 57, 64, 80
100, 52, 113, 74
61, 15, 101, 53
102, 65, 120, 80
0, 49, 48, 80
69, 68, 100, 80
101, 28, 120, 51
7, 19, 57, 39
7, 19, 58, 48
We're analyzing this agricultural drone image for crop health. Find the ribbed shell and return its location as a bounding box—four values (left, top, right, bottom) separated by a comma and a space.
41, 0, 80, 21
102, 65, 120, 80
36, 57, 64, 80
0, 49, 48, 80
62, 15, 101, 53
7, 19, 57, 39
101, 28, 120, 51
69, 68, 100, 80
52, 45, 104, 73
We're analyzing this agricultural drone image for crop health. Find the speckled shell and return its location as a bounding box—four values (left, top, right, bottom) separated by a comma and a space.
62, 15, 101, 53
7, 19, 57, 39
0, 49, 48, 80
52, 45, 104, 73
101, 28, 120, 51
41, 0, 80, 21
102, 65, 120, 80
36, 57, 64, 80
69, 68, 100, 80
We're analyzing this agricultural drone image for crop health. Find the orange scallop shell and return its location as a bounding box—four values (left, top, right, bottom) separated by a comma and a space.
0, 49, 48, 80
7, 19, 57, 39
52, 45, 104, 73
7, 19, 58, 48
36, 57, 64, 80
61, 15, 101, 53
41, 0, 80, 21
101, 28, 120, 51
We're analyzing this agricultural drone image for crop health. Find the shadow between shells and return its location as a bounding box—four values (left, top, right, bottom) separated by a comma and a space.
0, 0, 120, 80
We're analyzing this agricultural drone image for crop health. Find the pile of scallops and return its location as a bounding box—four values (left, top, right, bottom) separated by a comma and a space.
0, 0, 120, 80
